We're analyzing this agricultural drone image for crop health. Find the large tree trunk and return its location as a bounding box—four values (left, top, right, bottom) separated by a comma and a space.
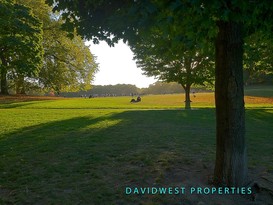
0, 58, 9, 95
214, 21, 247, 187
183, 57, 192, 110
183, 84, 191, 110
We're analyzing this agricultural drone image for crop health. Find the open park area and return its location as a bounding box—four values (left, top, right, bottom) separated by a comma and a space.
1, 1, 273, 204
0, 87, 272, 204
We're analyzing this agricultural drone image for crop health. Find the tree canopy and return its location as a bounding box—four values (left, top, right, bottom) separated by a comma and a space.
130, 27, 214, 109
0, 0, 43, 94
0, 0, 98, 95
244, 31, 273, 85
40, 19, 98, 93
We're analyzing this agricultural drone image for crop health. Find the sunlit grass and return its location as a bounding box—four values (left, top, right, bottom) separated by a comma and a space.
0, 89, 272, 204
0, 92, 272, 109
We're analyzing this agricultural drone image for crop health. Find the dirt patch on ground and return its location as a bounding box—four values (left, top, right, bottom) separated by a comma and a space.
119, 153, 273, 205
159, 161, 273, 205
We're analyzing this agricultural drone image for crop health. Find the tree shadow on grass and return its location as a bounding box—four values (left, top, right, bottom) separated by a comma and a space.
0, 109, 272, 204
0, 100, 55, 109
246, 109, 273, 169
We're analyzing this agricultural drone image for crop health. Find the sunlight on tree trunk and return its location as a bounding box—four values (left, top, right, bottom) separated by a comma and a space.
214, 21, 247, 187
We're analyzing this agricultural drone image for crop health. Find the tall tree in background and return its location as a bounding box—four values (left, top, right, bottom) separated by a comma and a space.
131, 31, 214, 109
47, 0, 273, 187
39, 19, 98, 94
0, 0, 43, 95
129, 2, 215, 109
7, 0, 98, 94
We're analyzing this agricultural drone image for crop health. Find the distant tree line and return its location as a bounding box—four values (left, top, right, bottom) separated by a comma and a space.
61, 84, 139, 97
59, 81, 215, 97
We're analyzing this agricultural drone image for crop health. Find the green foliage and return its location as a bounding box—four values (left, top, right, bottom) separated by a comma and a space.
0, 0, 43, 94
131, 34, 214, 88
46, 0, 272, 93
142, 82, 184, 95
46, 0, 273, 55
40, 19, 98, 93
244, 31, 273, 85
89, 84, 138, 96
1, 0, 98, 94
61, 82, 212, 97
61, 84, 139, 97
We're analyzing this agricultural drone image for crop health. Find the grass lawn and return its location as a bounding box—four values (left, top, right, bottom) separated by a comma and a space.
0, 90, 272, 204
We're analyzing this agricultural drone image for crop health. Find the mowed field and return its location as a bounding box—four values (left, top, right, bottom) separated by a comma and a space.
0, 87, 272, 204
0, 90, 272, 109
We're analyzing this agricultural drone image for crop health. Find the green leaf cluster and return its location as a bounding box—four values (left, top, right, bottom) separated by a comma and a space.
40, 20, 98, 93
0, 0, 43, 94
0, 0, 98, 95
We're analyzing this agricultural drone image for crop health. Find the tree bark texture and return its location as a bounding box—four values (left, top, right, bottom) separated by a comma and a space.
183, 58, 192, 110
214, 21, 247, 187
184, 84, 191, 110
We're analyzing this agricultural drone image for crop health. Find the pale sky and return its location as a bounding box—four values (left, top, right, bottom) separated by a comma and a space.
86, 40, 156, 88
